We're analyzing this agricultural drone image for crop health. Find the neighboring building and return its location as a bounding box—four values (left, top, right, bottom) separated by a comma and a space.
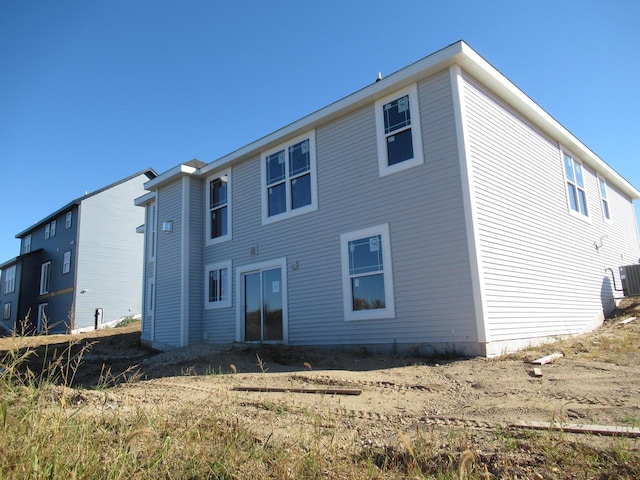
0, 169, 156, 334
136, 41, 640, 356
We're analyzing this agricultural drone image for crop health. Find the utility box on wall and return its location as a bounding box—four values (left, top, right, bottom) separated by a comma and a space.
619, 264, 640, 297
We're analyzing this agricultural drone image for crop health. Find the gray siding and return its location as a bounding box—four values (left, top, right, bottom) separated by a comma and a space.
188, 177, 204, 344
74, 174, 146, 329
152, 180, 183, 346
462, 72, 640, 353
141, 201, 156, 342
200, 70, 478, 350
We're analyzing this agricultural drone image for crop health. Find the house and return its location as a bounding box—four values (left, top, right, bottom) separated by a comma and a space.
0, 169, 156, 334
135, 41, 640, 356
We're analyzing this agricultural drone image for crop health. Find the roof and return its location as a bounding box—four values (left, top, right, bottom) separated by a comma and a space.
144, 41, 640, 200
15, 168, 157, 238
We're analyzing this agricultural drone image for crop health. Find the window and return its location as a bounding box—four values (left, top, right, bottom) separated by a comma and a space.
598, 175, 611, 221
206, 171, 231, 245
37, 303, 48, 332
50, 220, 56, 237
63, 251, 71, 274
44, 224, 50, 239
261, 131, 318, 224
375, 84, 424, 176
149, 202, 157, 258
340, 224, 395, 321
65, 211, 72, 229
205, 260, 231, 309
3, 265, 16, 294
40, 261, 51, 295
3, 303, 10, 320
23, 235, 31, 254
563, 153, 588, 217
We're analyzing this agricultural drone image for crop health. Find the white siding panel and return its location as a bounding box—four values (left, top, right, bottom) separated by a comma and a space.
153, 181, 183, 346
463, 72, 640, 347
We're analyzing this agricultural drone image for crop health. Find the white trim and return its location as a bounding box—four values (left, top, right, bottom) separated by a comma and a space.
37, 303, 48, 332
3, 302, 10, 320
597, 173, 612, 223
204, 260, 232, 309
180, 177, 190, 347
235, 257, 288, 343
50, 220, 56, 237
65, 212, 72, 229
450, 65, 489, 345
340, 223, 395, 321
375, 83, 424, 177
23, 234, 31, 254
39, 261, 51, 295
3, 265, 16, 294
261, 131, 318, 225
561, 149, 591, 223
134, 191, 157, 207
205, 168, 232, 246
44, 223, 50, 239
62, 250, 71, 274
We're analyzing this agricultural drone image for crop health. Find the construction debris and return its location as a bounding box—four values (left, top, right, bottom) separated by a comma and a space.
533, 367, 543, 377
231, 386, 362, 395
511, 420, 640, 438
531, 353, 563, 365
619, 316, 636, 325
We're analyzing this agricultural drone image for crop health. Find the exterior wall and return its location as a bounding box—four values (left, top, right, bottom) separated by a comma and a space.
199, 70, 479, 353
140, 200, 156, 343
187, 177, 204, 345
74, 174, 147, 330
460, 72, 640, 355
0, 262, 20, 332
151, 180, 184, 347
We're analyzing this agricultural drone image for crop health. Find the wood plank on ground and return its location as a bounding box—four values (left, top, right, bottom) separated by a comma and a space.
619, 316, 636, 324
531, 353, 563, 365
511, 420, 640, 438
231, 386, 362, 395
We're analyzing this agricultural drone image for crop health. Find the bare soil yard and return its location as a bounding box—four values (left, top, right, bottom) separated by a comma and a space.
2, 299, 640, 478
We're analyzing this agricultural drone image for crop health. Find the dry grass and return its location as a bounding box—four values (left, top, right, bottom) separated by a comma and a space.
2, 303, 640, 479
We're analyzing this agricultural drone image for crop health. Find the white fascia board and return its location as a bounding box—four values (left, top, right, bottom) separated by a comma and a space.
134, 191, 157, 207
456, 43, 640, 200
193, 40, 637, 199
199, 41, 466, 176
143, 164, 199, 191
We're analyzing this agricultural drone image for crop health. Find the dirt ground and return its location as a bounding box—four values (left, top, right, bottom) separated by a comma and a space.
2, 300, 640, 460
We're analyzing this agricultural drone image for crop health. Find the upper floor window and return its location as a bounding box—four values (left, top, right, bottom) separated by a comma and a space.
63, 251, 71, 274
3, 265, 16, 294
206, 170, 231, 245
65, 212, 72, 229
39, 261, 51, 295
261, 131, 318, 224
375, 84, 424, 176
3, 303, 10, 320
563, 153, 588, 217
340, 223, 395, 321
205, 260, 231, 309
44, 224, 50, 239
23, 235, 31, 254
598, 175, 611, 221
50, 220, 56, 237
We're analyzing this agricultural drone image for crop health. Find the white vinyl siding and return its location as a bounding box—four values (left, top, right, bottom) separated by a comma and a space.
460, 71, 640, 353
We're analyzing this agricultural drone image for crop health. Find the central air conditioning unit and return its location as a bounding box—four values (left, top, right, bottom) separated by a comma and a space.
619, 264, 640, 297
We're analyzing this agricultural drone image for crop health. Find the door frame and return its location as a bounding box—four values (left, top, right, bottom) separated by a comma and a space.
235, 257, 288, 343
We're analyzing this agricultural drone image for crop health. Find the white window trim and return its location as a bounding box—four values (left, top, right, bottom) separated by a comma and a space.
3, 265, 16, 294
597, 174, 612, 223
44, 223, 50, 239
50, 220, 56, 236
205, 260, 232, 309
23, 235, 31, 254
3, 302, 10, 320
205, 169, 232, 246
62, 251, 71, 274
39, 261, 51, 295
37, 303, 48, 332
375, 83, 424, 177
562, 151, 591, 223
340, 223, 395, 321
261, 130, 318, 225
149, 202, 157, 259
66, 212, 72, 229
235, 257, 288, 343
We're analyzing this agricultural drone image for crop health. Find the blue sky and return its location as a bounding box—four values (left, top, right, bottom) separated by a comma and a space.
1, 0, 639, 262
